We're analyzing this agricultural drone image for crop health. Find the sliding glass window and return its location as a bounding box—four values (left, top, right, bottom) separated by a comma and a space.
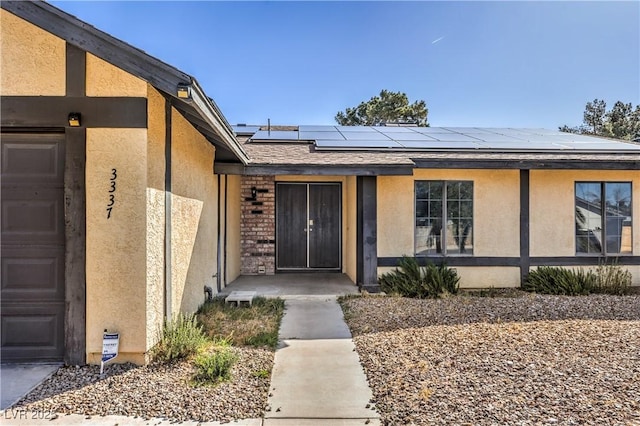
415, 181, 473, 256
575, 182, 632, 255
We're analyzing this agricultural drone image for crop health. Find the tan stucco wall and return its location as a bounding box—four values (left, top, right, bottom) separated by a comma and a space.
86, 128, 148, 365
276, 175, 350, 275
377, 170, 520, 257
1, 9, 65, 95
530, 170, 640, 257
171, 109, 217, 315
345, 176, 357, 283
86, 53, 147, 97
377, 266, 520, 289
145, 87, 166, 348
225, 174, 242, 284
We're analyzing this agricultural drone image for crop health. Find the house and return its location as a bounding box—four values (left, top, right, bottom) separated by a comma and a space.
1, 1, 639, 366
227, 125, 639, 294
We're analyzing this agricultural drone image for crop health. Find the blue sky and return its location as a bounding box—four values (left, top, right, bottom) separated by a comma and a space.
51, 1, 639, 129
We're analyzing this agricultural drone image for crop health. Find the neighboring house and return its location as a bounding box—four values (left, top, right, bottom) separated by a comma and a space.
1, 1, 639, 367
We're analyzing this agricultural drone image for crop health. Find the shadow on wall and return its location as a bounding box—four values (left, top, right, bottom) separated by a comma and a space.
172, 192, 218, 315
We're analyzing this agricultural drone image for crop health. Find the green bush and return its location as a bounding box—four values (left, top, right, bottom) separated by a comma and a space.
379, 256, 460, 298
193, 345, 238, 386
152, 313, 208, 363
523, 266, 594, 295
524, 263, 632, 296
592, 262, 632, 295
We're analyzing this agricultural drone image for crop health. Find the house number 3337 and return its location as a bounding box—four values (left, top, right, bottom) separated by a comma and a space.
106, 168, 117, 219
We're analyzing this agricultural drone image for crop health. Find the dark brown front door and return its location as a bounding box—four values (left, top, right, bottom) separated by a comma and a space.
276, 183, 341, 270
1, 133, 66, 362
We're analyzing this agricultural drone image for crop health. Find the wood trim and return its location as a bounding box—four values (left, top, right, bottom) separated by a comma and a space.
412, 158, 640, 170
214, 163, 414, 176
378, 257, 521, 267
64, 127, 86, 365
378, 256, 640, 267
520, 170, 530, 283
2, 97, 147, 128
530, 256, 640, 266
164, 98, 172, 320
66, 43, 85, 97
358, 176, 379, 291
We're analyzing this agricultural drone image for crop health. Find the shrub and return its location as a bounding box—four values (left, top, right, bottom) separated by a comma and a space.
379, 256, 460, 298
523, 266, 594, 295
524, 263, 633, 296
152, 313, 208, 363
592, 261, 632, 295
193, 345, 238, 386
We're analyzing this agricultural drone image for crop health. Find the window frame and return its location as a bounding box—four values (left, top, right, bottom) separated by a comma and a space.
414, 180, 474, 257
575, 181, 633, 256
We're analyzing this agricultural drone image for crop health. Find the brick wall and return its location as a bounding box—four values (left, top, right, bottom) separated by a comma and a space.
240, 175, 276, 275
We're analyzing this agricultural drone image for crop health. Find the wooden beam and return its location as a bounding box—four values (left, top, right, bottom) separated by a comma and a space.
530, 256, 640, 266
378, 257, 521, 267
214, 163, 414, 176
2, 96, 147, 128
64, 127, 86, 366
520, 170, 530, 284
65, 43, 85, 97
357, 176, 379, 292
413, 158, 640, 170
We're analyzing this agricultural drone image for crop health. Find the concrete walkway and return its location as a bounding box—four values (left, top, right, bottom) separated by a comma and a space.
1, 364, 59, 410
264, 298, 380, 425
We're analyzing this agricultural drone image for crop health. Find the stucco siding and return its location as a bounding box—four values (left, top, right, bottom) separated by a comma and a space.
86, 53, 147, 97
1, 9, 65, 95
530, 170, 640, 257
225, 175, 242, 284
170, 109, 217, 315
85, 128, 148, 364
378, 170, 520, 258
145, 86, 166, 348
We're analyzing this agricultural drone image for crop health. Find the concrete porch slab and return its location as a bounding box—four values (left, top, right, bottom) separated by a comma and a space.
1, 364, 60, 410
221, 273, 360, 299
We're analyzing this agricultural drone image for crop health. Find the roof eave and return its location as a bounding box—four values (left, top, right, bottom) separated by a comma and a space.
2, 0, 248, 165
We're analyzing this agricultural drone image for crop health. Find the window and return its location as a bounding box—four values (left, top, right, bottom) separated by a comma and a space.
415, 181, 473, 255
575, 182, 632, 255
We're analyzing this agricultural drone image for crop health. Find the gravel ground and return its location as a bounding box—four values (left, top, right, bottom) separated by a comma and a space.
13, 347, 272, 423
341, 294, 640, 426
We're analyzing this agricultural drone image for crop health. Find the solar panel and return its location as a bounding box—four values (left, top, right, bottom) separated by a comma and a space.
299, 131, 345, 141
390, 132, 439, 141
298, 125, 337, 132
241, 125, 640, 153
375, 126, 422, 133
427, 133, 484, 142
341, 132, 392, 141
251, 130, 299, 141
315, 139, 404, 149
336, 126, 378, 132
232, 125, 261, 135
398, 141, 483, 150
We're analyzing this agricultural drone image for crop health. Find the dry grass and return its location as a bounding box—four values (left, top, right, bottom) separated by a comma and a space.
197, 297, 284, 349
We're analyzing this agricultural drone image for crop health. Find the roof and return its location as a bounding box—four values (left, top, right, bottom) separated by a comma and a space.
216, 125, 640, 175
2, 1, 248, 165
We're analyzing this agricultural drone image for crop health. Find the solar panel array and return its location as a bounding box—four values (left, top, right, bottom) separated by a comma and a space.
232, 125, 640, 153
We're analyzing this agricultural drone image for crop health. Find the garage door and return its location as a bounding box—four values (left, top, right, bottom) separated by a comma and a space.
1, 133, 65, 362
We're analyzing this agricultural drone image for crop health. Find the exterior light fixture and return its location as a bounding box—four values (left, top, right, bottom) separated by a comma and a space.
68, 112, 81, 127
176, 83, 192, 100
